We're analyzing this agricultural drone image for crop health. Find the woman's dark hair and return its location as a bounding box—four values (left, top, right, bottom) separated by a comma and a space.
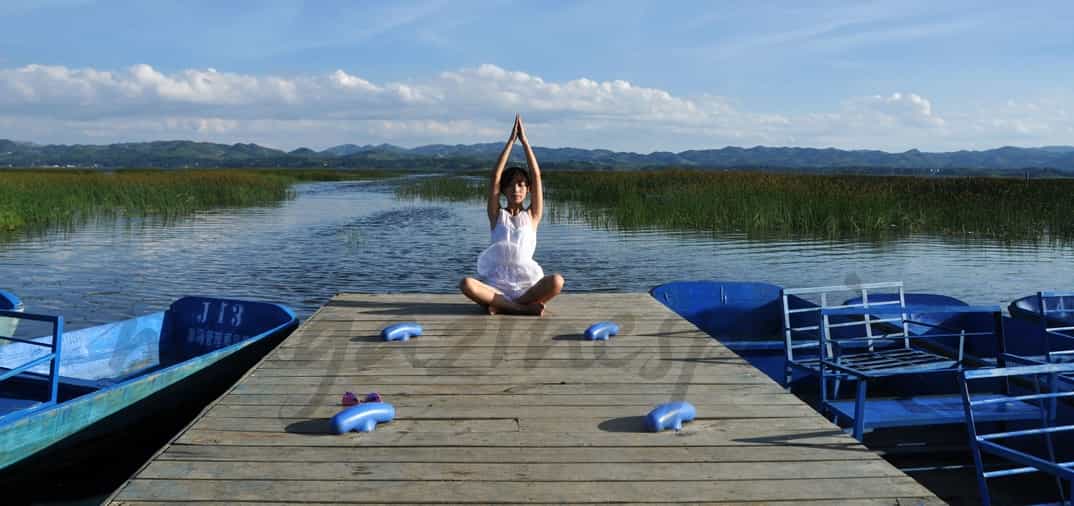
499, 166, 531, 197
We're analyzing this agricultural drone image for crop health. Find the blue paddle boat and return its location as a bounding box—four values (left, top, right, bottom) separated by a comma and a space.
1000, 291, 1074, 364
1010, 292, 1074, 328
650, 281, 998, 384
0, 296, 298, 472
652, 280, 1069, 503
651, 281, 1038, 432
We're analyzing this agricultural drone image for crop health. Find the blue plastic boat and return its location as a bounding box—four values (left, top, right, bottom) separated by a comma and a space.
650, 281, 992, 385
1009, 293, 1074, 327
0, 296, 298, 472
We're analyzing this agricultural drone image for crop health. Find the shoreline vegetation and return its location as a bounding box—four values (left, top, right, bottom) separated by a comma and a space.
397, 170, 1074, 243
3, 168, 1070, 243
0, 169, 390, 235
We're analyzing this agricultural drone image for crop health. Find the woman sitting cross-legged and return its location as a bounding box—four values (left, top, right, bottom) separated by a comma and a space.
458, 114, 565, 316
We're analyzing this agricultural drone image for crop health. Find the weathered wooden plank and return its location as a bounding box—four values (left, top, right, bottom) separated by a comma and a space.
310, 313, 689, 322
290, 312, 701, 327
284, 329, 712, 344
113, 500, 943, 506
284, 325, 711, 341
259, 355, 747, 365
202, 403, 818, 420
514, 417, 830, 433
251, 360, 756, 371
176, 424, 862, 448
318, 293, 670, 319
269, 347, 740, 361
247, 367, 762, 381
281, 337, 717, 351
230, 382, 784, 396
137, 459, 905, 481
158, 443, 885, 463
216, 392, 803, 407
310, 307, 679, 321
289, 318, 703, 330
193, 416, 833, 436
114, 477, 933, 503
282, 336, 721, 350
330, 293, 658, 303
240, 374, 774, 385
284, 331, 711, 342
196, 417, 518, 433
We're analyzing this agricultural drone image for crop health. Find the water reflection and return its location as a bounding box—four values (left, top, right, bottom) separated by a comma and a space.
0, 177, 1072, 329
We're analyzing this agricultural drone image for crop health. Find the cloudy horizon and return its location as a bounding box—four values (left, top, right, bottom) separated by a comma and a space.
2, 1, 1072, 153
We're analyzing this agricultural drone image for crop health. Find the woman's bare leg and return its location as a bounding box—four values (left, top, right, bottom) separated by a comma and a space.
514, 274, 565, 307
459, 277, 543, 316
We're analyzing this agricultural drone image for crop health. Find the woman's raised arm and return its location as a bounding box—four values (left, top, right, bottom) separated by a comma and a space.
516, 116, 543, 226
488, 117, 518, 228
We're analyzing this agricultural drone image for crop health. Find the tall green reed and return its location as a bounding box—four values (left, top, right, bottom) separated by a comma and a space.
0, 169, 388, 235
397, 170, 1074, 243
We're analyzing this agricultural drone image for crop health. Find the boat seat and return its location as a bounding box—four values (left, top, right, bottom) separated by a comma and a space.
0, 397, 42, 418
820, 303, 1012, 440
835, 348, 956, 375
788, 346, 955, 375
780, 282, 912, 388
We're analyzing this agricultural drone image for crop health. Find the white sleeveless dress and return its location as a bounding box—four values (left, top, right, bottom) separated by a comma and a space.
477, 209, 545, 301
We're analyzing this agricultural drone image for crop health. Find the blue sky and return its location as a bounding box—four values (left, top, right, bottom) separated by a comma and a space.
1, 0, 1072, 151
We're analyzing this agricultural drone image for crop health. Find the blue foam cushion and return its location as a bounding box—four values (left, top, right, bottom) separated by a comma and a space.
330, 402, 395, 433
646, 401, 696, 432
584, 321, 619, 341
382, 322, 422, 342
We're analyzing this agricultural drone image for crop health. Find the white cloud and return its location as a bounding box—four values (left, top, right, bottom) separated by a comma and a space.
0, 62, 1069, 152
847, 92, 945, 128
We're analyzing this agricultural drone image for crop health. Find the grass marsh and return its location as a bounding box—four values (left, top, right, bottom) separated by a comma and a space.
0, 169, 391, 235
397, 170, 1074, 242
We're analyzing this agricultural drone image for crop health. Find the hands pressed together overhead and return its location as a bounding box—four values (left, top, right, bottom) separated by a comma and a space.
510, 113, 529, 145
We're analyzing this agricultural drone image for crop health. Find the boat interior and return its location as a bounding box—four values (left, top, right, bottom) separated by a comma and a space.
0, 296, 294, 422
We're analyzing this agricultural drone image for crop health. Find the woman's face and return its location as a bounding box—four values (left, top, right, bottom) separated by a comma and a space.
505, 173, 529, 206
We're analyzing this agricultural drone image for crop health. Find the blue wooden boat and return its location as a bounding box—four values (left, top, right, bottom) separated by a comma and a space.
0, 296, 298, 472
650, 281, 991, 386
1010, 292, 1074, 327
652, 281, 1074, 503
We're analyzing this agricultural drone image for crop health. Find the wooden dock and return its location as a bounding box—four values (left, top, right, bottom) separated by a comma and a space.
109, 293, 940, 504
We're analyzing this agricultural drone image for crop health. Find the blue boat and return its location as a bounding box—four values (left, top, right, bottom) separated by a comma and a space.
0, 296, 298, 473
650, 281, 994, 386
1010, 292, 1074, 328
652, 280, 1068, 503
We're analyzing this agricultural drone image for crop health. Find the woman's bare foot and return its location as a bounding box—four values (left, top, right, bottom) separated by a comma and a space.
519, 302, 545, 316
485, 304, 498, 315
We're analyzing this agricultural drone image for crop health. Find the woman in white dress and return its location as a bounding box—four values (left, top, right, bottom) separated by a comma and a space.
459, 115, 565, 316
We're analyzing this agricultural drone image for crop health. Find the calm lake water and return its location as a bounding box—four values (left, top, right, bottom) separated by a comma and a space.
2, 177, 1073, 330
2, 176, 1074, 503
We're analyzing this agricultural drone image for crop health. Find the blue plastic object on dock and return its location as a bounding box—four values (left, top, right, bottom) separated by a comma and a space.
645, 401, 696, 432
330, 402, 395, 433
381, 322, 422, 342
584, 321, 618, 341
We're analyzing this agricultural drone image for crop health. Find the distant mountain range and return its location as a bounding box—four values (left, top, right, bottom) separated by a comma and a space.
3, 138, 1074, 175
